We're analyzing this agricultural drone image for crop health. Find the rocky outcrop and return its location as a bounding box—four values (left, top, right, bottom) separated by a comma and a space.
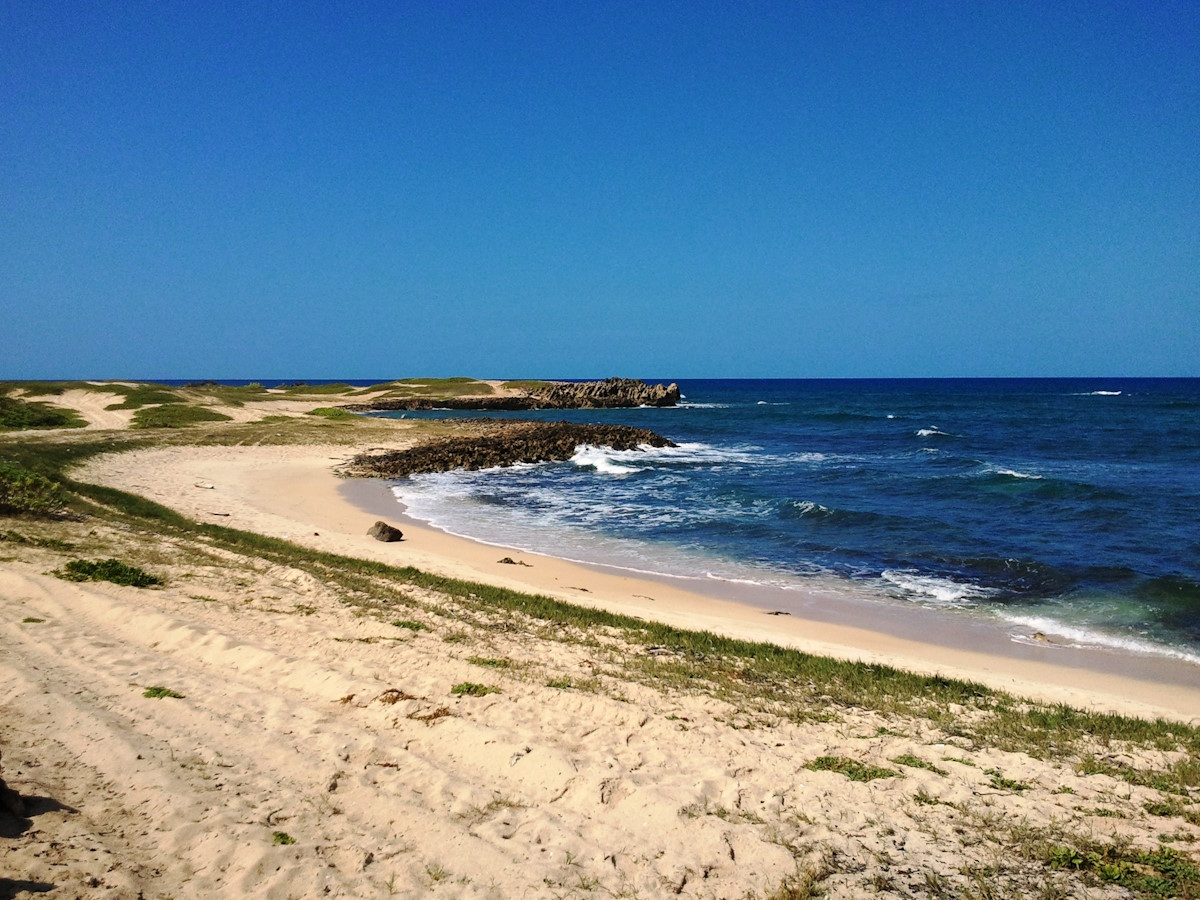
342, 378, 680, 412
528, 378, 680, 409
343, 421, 675, 478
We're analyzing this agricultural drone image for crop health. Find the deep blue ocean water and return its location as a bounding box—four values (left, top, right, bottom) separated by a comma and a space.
377, 379, 1200, 664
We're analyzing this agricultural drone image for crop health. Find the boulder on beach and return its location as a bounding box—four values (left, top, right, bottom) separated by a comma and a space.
367, 520, 403, 542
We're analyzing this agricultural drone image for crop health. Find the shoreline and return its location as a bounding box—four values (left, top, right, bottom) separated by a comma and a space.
81, 444, 1200, 722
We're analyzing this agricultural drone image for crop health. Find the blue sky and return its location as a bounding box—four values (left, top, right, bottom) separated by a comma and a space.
3, 2, 1197, 378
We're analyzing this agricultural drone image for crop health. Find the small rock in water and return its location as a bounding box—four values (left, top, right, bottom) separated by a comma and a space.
1032, 631, 1049, 643
367, 520, 404, 542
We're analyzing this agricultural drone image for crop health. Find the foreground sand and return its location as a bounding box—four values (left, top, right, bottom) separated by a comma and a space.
2, 440, 1199, 898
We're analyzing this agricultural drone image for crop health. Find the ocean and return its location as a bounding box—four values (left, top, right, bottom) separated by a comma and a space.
374, 379, 1200, 666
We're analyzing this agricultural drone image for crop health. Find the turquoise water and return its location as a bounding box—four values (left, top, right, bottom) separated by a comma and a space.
377, 378, 1200, 665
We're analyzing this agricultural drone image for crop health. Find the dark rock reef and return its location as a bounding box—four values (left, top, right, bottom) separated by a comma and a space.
343, 377, 680, 412
344, 420, 675, 478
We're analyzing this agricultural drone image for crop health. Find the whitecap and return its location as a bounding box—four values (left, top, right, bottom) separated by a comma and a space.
915, 426, 957, 438
789, 500, 832, 517
980, 465, 1043, 480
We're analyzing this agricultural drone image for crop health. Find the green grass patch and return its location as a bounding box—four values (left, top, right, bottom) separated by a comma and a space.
1145, 799, 1200, 826
143, 686, 184, 699
0, 463, 69, 516
56, 558, 163, 588
1077, 754, 1200, 796
466, 656, 511, 669
280, 382, 354, 395
0, 395, 86, 430
546, 676, 574, 689
891, 754, 948, 776
132, 404, 233, 428
986, 767, 1032, 792
451, 682, 500, 697
391, 619, 428, 631
0, 529, 75, 549
500, 380, 553, 392
21, 616, 45, 624
1045, 841, 1200, 896
374, 377, 494, 398
104, 386, 183, 410
308, 407, 358, 420
805, 756, 899, 782
272, 831, 296, 845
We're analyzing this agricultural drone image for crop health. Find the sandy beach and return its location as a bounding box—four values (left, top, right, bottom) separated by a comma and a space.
79, 444, 1200, 723
3, 428, 1199, 898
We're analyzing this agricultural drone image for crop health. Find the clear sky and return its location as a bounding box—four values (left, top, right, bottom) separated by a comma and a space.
2, 2, 1197, 379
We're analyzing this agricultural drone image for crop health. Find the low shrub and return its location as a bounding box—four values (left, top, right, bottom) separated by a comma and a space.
0, 396, 86, 430
308, 407, 357, 419
56, 558, 163, 588
131, 404, 232, 428
0, 463, 68, 516
805, 756, 898, 782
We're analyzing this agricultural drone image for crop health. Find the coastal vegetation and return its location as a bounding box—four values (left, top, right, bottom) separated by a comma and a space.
0, 462, 69, 515
2, 379, 1198, 897
142, 686, 184, 699
55, 557, 163, 587
131, 404, 233, 428
0, 394, 86, 430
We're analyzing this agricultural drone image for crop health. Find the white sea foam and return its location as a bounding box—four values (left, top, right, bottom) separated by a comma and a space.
881, 570, 994, 607
677, 401, 731, 409
1083, 390, 1122, 396
1003, 615, 1200, 666
570, 444, 646, 476
790, 500, 832, 517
